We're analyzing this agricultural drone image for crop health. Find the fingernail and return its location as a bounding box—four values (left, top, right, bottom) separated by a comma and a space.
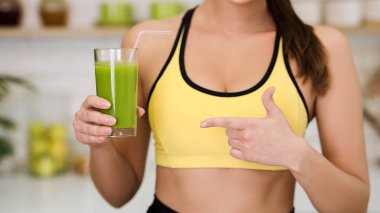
107, 117, 116, 125
200, 122, 207, 128
103, 102, 111, 108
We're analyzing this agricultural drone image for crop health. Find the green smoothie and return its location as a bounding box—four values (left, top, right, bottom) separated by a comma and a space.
95, 61, 138, 129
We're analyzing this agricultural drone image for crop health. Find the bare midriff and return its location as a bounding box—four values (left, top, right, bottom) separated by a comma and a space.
156, 166, 295, 213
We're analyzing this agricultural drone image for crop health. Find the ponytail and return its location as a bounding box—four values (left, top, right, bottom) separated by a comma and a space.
267, 0, 329, 95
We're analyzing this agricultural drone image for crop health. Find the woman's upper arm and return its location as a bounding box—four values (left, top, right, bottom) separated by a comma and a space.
110, 23, 153, 184
113, 18, 179, 183
314, 26, 369, 184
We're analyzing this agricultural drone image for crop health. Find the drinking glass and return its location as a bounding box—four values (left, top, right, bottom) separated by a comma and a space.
94, 48, 138, 137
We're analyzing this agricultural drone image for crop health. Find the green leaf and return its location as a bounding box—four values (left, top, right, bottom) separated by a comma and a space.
0, 75, 35, 100
0, 80, 10, 100
0, 116, 15, 130
0, 136, 14, 158
0, 75, 35, 91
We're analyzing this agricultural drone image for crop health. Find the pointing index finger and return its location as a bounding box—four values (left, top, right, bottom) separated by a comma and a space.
200, 117, 248, 129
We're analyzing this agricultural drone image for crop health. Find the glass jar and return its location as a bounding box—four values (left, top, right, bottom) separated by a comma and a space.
0, 0, 22, 26
366, 0, 380, 24
27, 93, 69, 177
325, 0, 363, 27
150, 0, 183, 20
39, 0, 68, 26
28, 122, 68, 177
98, 1, 134, 27
291, 0, 322, 26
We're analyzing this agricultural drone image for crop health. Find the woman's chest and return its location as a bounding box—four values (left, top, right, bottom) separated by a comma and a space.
184, 32, 277, 93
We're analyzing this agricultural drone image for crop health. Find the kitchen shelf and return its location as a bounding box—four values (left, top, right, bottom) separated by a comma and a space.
0, 24, 380, 39
338, 24, 380, 34
0, 27, 129, 38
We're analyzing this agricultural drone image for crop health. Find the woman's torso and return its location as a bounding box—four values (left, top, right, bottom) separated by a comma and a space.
137, 7, 316, 212
156, 167, 295, 212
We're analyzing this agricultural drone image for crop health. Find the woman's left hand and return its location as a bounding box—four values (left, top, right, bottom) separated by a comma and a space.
200, 87, 306, 168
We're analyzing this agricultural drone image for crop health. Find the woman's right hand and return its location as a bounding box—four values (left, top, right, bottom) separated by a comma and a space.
73, 95, 116, 144
73, 95, 145, 145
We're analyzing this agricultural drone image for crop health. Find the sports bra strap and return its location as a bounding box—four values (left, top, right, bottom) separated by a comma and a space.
181, 7, 196, 27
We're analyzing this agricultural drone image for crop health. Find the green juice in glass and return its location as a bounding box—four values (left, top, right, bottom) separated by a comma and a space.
95, 61, 138, 135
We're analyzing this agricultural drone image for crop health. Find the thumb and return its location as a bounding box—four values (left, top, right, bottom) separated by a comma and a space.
262, 87, 280, 118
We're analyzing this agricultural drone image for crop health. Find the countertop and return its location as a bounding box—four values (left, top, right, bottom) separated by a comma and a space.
0, 170, 156, 213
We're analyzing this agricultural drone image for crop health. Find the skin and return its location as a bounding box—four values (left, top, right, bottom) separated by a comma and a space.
73, 0, 370, 212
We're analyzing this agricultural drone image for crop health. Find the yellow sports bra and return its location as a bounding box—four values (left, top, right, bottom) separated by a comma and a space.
148, 8, 310, 171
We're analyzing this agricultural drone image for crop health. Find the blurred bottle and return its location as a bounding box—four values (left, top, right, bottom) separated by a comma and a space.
40, 0, 68, 26
73, 152, 89, 176
150, 0, 183, 20
68, 0, 97, 28
21, 0, 40, 28
0, 0, 22, 26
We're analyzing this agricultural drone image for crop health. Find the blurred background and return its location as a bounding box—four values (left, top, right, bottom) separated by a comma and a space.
0, 0, 379, 212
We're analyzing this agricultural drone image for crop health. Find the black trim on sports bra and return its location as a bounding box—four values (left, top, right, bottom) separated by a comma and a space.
283, 48, 311, 123
146, 12, 188, 108
179, 7, 280, 97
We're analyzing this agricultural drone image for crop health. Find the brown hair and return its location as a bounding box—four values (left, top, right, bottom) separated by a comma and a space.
267, 0, 329, 95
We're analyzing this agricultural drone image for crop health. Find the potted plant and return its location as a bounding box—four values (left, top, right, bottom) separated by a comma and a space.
0, 75, 34, 165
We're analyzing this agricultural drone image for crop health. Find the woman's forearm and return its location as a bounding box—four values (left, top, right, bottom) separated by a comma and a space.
90, 141, 140, 208
289, 140, 369, 212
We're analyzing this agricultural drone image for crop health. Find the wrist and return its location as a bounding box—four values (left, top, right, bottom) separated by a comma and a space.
285, 137, 311, 173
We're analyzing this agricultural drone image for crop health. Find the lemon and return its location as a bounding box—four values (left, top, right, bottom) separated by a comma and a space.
33, 156, 56, 177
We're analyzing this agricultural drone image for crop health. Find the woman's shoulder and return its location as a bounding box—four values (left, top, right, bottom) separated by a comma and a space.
121, 15, 184, 80
313, 26, 351, 56
313, 26, 357, 91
